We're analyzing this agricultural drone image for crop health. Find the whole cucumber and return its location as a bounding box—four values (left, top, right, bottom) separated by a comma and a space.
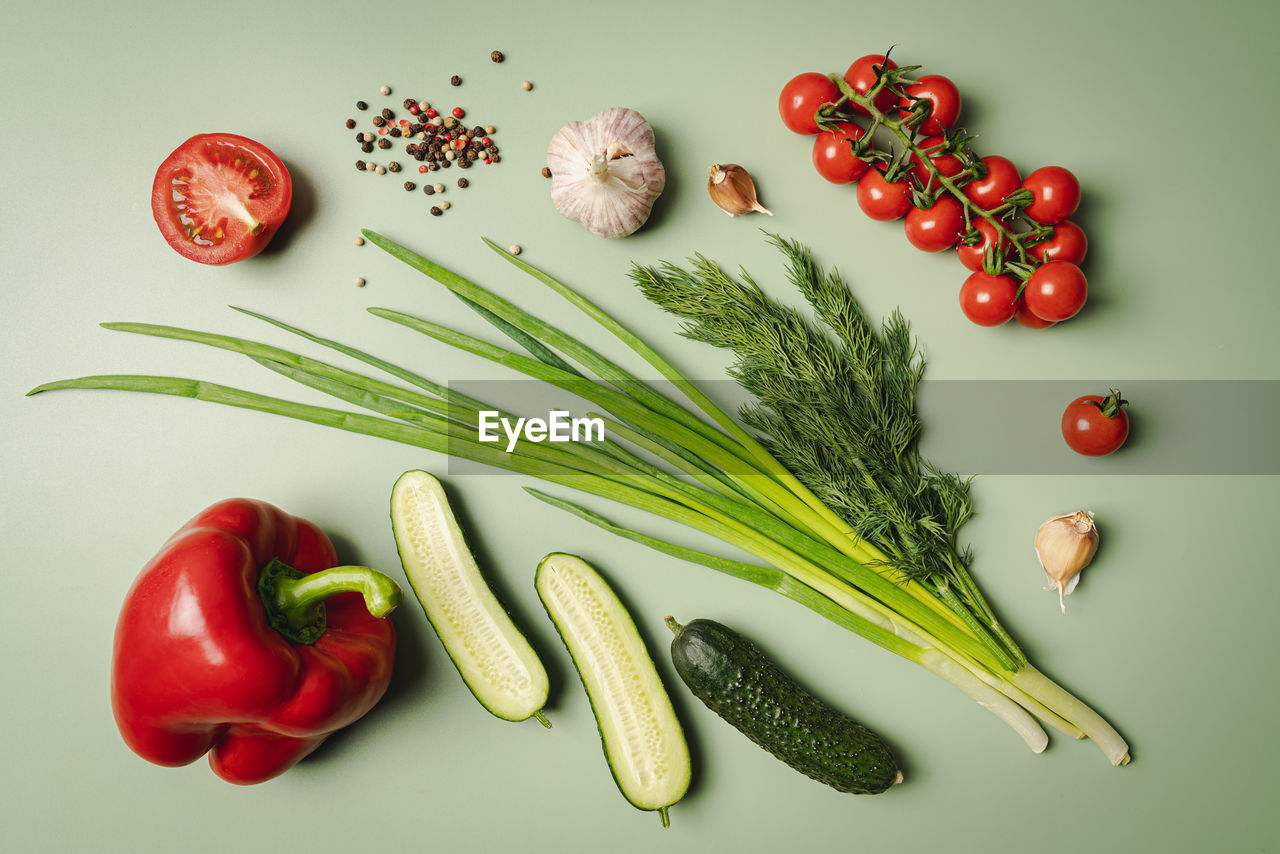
667, 617, 901, 794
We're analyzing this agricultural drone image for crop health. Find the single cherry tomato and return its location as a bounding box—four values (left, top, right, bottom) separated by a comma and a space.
959, 271, 1018, 326
1024, 220, 1088, 265
857, 169, 913, 221
963, 155, 1021, 212
1021, 166, 1080, 225
150, 133, 293, 265
779, 72, 841, 135
843, 54, 899, 116
812, 123, 870, 184
956, 219, 1010, 272
899, 74, 961, 136
1024, 261, 1088, 322
1061, 390, 1129, 456
905, 196, 965, 252
1013, 295, 1056, 328
908, 135, 964, 189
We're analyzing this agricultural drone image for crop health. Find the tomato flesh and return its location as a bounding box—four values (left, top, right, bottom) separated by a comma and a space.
151, 133, 292, 265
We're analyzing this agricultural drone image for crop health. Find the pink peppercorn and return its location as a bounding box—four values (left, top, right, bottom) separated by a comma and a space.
481, 136, 492, 146
378, 126, 388, 135
425, 108, 438, 119
452, 107, 465, 119
418, 165, 428, 173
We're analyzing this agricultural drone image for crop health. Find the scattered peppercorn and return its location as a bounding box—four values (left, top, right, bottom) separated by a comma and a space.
432, 183, 445, 193
374, 165, 386, 175
452, 107, 465, 119
459, 156, 473, 168
457, 178, 469, 188
356, 100, 368, 110
346, 118, 357, 129
378, 138, 391, 149
541, 167, 552, 178
390, 127, 401, 138
354, 236, 365, 246
362, 142, 374, 153
440, 200, 451, 211
380, 85, 391, 95
404, 181, 415, 191
388, 161, 401, 173
402, 98, 416, 110
521, 80, 532, 91
362, 132, 374, 142
484, 125, 495, 134
508, 244, 521, 255
430, 206, 443, 216
419, 165, 428, 174
423, 184, 435, 195
356, 160, 367, 171
450, 75, 461, 86
491, 50, 504, 62
381, 107, 394, 120
372, 115, 386, 128
356, 276, 367, 287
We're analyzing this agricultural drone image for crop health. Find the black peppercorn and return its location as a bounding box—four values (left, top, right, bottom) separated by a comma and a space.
390, 127, 401, 137
489, 154, 500, 163
381, 108, 394, 120
423, 184, 435, 195
377, 138, 390, 149
466, 149, 478, 161
356, 100, 368, 110
450, 75, 461, 86
457, 177, 469, 188
372, 115, 385, 128
361, 141, 374, 153
402, 98, 416, 110
428, 162, 439, 171
541, 166, 552, 178
430, 206, 443, 216
356, 160, 367, 171
388, 161, 401, 173
458, 157, 472, 169
404, 181, 415, 191
490, 50, 504, 62
346, 118, 356, 129
355, 131, 365, 142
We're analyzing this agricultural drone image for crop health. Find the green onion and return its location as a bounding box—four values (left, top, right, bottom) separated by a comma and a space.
27, 231, 1127, 765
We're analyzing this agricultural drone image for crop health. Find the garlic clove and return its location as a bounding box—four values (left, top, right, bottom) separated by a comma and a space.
707, 164, 773, 217
1035, 510, 1099, 613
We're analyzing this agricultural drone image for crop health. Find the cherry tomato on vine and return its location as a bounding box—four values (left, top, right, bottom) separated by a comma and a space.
959, 271, 1018, 326
843, 54, 899, 116
899, 74, 961, 136
1061, 390, 1129, 456
812, 123, 869, 184
150, 133, 292, 265
908, 135, 964, 189
1023, 261, 1088, 322
963, 155, 1021, 212
779, 72, 841, 135
1021, 166, 1081, 225
1024, 221, 1088, 265
905, 196, 965, 252
1013, 295, 1056, 328
956, 219, 1010, 272
857, 169, 913, 221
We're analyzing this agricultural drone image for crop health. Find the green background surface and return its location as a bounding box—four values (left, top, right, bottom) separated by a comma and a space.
3, 1, 1277, 851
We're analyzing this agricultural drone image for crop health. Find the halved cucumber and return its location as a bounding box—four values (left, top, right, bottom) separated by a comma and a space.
391, 470, 550, 725
535, 553, 690, 827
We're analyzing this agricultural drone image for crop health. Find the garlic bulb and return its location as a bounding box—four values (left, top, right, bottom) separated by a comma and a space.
1035, 510, 1100, 613
546, 107, 665, 238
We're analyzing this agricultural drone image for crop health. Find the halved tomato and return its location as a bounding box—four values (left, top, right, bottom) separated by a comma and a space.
150, 133, 292, 265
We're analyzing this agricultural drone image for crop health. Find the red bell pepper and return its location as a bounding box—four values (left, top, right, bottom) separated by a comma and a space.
111, 498, 402, 785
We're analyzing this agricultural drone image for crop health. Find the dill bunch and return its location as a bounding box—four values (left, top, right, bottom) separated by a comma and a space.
631, 234, 1007, 654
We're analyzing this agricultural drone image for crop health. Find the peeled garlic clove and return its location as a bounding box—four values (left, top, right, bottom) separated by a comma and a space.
1035, 510, 1099, 613
546, 108, 665, 238
707, 164, 773, 217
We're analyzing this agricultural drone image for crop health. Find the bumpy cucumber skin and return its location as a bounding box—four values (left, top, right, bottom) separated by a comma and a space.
670, 618, 900, 795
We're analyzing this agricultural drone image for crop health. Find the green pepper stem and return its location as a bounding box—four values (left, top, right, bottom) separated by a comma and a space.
258, 558, 403, 645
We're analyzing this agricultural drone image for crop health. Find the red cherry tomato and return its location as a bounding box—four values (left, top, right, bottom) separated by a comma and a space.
151, 133, 292, 265
959, 271, 1018, 326
905, 196, 965, 252
1013, 295, 1056, 328
843, 54, 899, 116
779, 72, 841, 135
812, 123, 869, 184
857, 169, 913, 221
899, 74, 961, 136
908, 135, 964, 189
1021, 166, 1080, 225
956, 219, 1010, 272
1061, 391, 1130, 456
963, 155, 1021, 212
1024, 261, 1088, 322
1024, 220, 1088, 265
